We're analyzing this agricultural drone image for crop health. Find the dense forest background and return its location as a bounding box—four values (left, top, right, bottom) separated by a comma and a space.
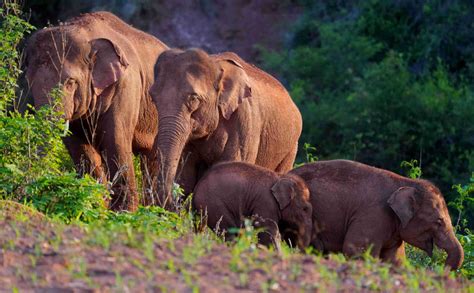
21, 0, 473, 224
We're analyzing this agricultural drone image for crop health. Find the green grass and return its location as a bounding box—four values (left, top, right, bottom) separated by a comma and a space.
0, 199, 471, 291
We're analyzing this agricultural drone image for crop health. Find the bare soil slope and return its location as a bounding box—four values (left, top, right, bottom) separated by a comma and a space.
0, 201, 469, 292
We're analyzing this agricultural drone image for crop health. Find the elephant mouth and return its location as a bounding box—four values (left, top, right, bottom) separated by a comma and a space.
279, 222, 298, 248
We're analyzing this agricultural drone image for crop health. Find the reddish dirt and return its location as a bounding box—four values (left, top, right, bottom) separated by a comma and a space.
0, 202, 470, 292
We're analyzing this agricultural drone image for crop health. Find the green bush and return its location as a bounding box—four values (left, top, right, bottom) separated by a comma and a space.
0, 3, 34, 112
24, 173, 108, 223
451, 174, 474, 278
261, 0, 474, 222
0, 101, 69, 196
0, 1, 107, 223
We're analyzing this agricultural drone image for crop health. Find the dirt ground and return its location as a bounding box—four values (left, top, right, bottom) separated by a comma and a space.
0, 201, 470, 292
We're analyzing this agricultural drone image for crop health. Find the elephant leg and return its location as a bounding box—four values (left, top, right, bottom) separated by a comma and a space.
252, 215, 280, 249
63, 135, 107, 184
176, 148, 201, 195
381, 242, 405, 265
342, 225, 382, 258
102, 130, 138, 212
139, 149, 160, 206
208, 212, 237, 242
275, 143, 298, 173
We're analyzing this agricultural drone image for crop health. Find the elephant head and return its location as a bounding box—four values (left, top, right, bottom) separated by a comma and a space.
149, 49, 251, 207
271, 174, 313, 250
25, 27, 128, 121
388, 183, 464, 270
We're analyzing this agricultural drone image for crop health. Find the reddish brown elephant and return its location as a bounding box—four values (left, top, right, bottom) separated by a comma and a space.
193, 162, 313, 250
25, 12, 168, 211
291, 160, 464, 270
150, 49, 302, 208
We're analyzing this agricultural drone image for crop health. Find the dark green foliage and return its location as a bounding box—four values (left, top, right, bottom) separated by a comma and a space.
261, 1, 474, 276
0, 102, 69, 196
458, 231, 474, 279
451, 174, 474, 278
0, 3, 34, 111
357, 0, 474, 79
451, 174, 474, 230
261, 0, 474, 222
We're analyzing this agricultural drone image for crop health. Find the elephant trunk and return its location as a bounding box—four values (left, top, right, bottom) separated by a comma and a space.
435, 229, 464, 270
298, 218, 313, 250
155, 115, 190, 209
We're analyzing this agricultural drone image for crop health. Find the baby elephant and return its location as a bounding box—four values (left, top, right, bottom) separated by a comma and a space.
193, 162, 313, 250
291, 160, 464, 270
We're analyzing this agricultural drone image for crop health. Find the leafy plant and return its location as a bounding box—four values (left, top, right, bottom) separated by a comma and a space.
0, 1, 105, 223
24, 173, 108, 223
294, 142, 319, 167
303, 142, 318, 163
451, 173, 474, 230
0, 3, 34, 112
401, 159, 422, 179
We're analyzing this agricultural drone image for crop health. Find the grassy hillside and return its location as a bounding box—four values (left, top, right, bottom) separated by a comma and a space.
0, 200, 470, 291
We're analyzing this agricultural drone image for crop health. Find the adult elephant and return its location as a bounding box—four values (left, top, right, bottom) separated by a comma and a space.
25, 12, 168, 211
149, 49, 302, 208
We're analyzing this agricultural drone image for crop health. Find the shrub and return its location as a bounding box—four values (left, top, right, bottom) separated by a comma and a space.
0, 1, 107, 222
24, 173, 108, 223
260, 0, 474, 223
0, 2, 34, 112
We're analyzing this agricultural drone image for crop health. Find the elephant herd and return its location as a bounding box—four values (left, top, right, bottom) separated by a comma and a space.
25, 12, 463, 270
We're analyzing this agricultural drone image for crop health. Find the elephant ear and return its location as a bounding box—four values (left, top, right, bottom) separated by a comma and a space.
89, 38, 129, 96
388, 186, 418, 228
271, 178, 296, 210
216, 58, 252, 120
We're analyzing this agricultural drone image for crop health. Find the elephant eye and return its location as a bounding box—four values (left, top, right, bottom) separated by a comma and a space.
186, 93, 201, 111
434, 218, 445, 229
188, 93, 199, 101
64, 78, 77, 90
